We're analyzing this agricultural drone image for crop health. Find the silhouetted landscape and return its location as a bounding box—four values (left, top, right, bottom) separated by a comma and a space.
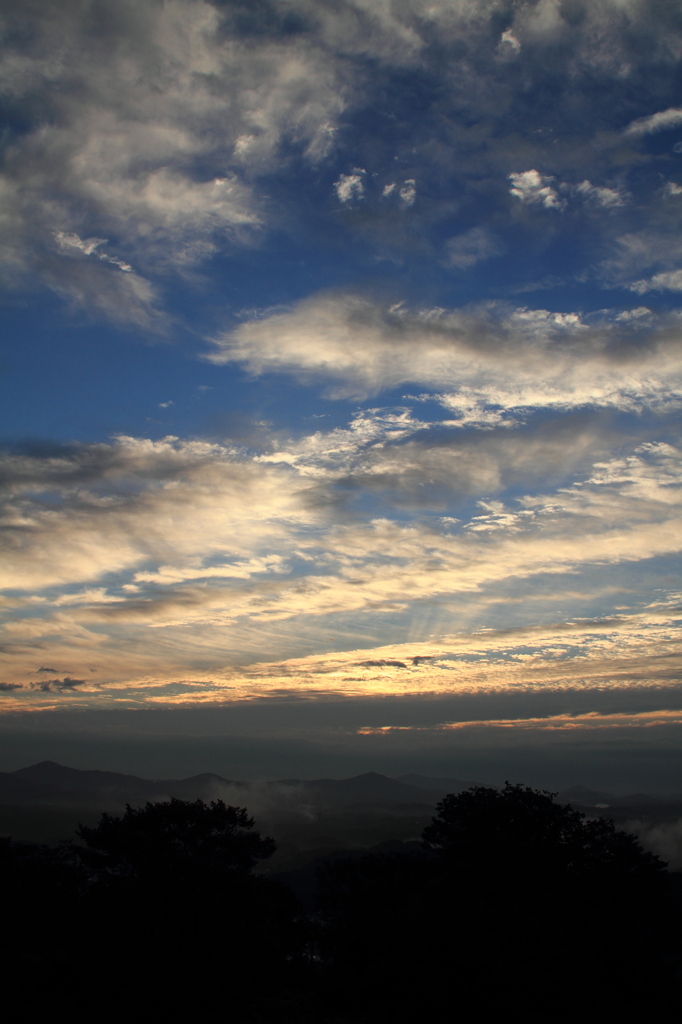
2, 761, 682, 868
2, 763, 681, 1021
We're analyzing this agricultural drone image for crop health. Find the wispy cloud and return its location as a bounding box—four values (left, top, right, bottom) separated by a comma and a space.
574, 180, 626, 208
624, 107, 682, 136
445, 228, 502, 269
0, 424, 680, 704
631, 270, 682, 294
1, 601, 681, 715
207, 292, 682, 409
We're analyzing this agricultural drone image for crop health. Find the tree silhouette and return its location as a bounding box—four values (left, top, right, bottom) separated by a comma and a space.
1, 800, 315, 1020
1, 787, 678, 1022
423, 781, 665, 880
71, 799, 303, 1019
75, 797, 275, 882
0, 835, 83, 954
316, 784, 675, 1022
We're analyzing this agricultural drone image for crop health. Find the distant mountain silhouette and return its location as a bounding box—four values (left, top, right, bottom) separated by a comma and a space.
1, 763, 472, 812
557, 785, 616, 807
273, 771, 448, 807
16, 761, 151, 787
0, 770, 58, 803
2, 761, 246, 807
2, 762, 679, 819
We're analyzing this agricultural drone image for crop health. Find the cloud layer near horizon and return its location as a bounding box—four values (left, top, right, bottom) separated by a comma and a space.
1, 424, 680, 724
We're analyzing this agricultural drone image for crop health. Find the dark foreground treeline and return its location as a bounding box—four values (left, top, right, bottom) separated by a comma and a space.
3, 784, 680, 1023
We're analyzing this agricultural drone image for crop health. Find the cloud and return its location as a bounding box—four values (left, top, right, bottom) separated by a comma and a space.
627, 818, 682, 870
379, 179, 416, 207
3, 3, 680, 310
222, 604, 682, 700
509, 171, 565, 210
599, 231, 682, 291
2, 1, 682, 727
398, 180, 416, 207
0, 434, 309, 592
2, 598, 681, 713
41, 247, 164, 330
334, 170, 366, 203
357, 710, 682, 737
207, 292, 682, 410
359, 659, 408, 669
0, 0, 355, 320
509, 172, 629, 215
511, 174, 626, 212
498, 29, 521, 54
574, 180, 625, 208
55, 232, 133, 272
257, 410, 608, 508
53, 588, 127, 607
134, 555, 289, 586
31, 677, 87, 693
445, 227, 502, 269
0, 422, 679, 702
624, 107, 682, 136
2, 0, 682, 326
630, 269, 682, 294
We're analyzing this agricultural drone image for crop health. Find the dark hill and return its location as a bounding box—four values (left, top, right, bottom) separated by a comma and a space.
5, 761, 244, 807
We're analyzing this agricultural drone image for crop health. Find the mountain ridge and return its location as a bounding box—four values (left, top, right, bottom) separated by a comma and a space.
4, 762, 679, 809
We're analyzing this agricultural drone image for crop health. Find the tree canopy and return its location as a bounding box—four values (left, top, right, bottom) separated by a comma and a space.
1, 786, 678, 1022
0, 798, 311, 1021
316, 783, 674, 1022
75, 797, 275, 882
423, 781, 665, 879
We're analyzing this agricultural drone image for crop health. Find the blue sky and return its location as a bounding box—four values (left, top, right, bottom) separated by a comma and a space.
1, 0, 682, 787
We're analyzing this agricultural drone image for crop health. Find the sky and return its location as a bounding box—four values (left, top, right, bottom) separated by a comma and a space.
1, 0, 682, 789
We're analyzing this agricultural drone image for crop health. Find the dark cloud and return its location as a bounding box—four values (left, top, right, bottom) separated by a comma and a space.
0, 435, 236, 497
31, 678, 87, 693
